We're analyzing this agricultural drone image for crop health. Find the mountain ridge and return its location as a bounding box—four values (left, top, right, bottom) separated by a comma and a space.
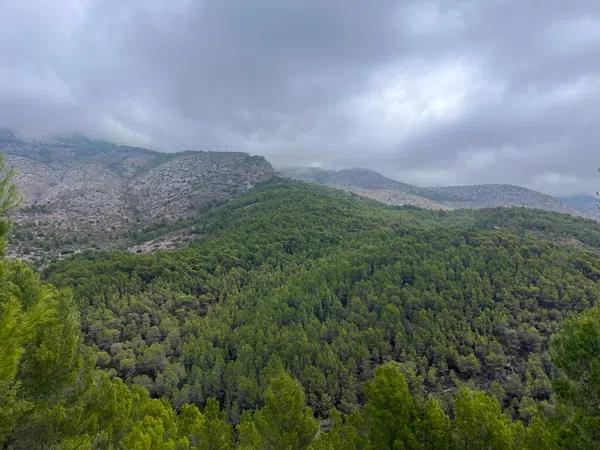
1, 135, 274, 264
1, 134, 595, 264
281, 166, 590, 217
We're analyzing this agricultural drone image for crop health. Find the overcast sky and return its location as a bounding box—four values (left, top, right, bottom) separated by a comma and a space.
1, 1, 599, 195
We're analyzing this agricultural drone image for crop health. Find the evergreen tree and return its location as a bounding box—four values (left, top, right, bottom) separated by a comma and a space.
254, 372, 319, 449
453, 388, 520, 450
362, 362, 420, 449
418, 398, 453, 450
309, 409, 359, 450
551, 305, 600, 446
198, 398, 233, 450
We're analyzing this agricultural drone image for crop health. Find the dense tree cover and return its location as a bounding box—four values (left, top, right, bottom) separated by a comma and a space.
45, 180, 600, 423
3, 167, 600, 447
550, 305, 600, 447
0, 156, 206, 448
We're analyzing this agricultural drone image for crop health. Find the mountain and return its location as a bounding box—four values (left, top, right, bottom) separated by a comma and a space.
1, 134, 274, 264
560, 194, 598, 218
281, 167, 589, 217
44, 180, 600, 436
4, 168, 600, 446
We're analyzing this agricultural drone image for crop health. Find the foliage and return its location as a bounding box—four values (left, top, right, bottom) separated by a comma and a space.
252, 372, 318, 449
551, 305, 600, 446
361, 363, 419, 449
46, 181, 600, 421
2, 173, 600, 447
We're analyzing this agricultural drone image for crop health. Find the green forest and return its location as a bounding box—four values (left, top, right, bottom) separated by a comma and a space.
2, 156, 600, 448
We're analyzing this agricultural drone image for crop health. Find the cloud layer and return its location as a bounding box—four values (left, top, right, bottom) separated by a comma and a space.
1, 0, 599, 194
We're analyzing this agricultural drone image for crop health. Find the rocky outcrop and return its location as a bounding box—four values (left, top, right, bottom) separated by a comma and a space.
1, 134, 274, 263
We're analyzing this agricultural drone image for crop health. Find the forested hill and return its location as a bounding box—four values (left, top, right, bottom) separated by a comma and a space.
41, 180, 600, 441
4, 172, 600, 447
4, 132, 594, 270
282, 166, 589, 218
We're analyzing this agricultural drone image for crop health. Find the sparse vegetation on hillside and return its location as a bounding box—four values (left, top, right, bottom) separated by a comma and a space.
283, 166, 588, 217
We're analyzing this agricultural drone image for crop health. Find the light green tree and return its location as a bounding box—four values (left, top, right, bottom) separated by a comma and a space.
197, 398, 233, 450
418, 398, 453, 450
551, 305, 600, 446
309, 409, 359, 450
453, 388, 520, 450
362, 362, 420, 449
253, 372, 319, 450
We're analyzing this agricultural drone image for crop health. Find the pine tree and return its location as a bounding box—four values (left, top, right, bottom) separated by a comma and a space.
254, 372, 319, 449
551, 305, 600, 446
453, 388, 520, 450
362, 362, 420, 449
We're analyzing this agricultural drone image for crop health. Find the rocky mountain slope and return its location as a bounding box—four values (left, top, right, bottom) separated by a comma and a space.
560, 194, 598, 218
281, 167, 589, 217
2, 132, 593, 264
1, 133, 274, 263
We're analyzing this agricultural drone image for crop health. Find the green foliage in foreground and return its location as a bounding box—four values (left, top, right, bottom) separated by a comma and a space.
3, 174, 600, 447
2, 283, 600, 450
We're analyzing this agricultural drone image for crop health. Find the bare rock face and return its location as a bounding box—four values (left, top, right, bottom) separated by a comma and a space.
1, 134, 274, 263
131, 151, 268, 222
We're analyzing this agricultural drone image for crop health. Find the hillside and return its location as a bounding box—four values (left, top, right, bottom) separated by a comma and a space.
0, 134, 274, 264
281, 167, 589, 217
4, 174, 600, 447
3, 136, 592, 268
560, 194, 598, 218
46, 180, 600, 420
2, 141, 600, 447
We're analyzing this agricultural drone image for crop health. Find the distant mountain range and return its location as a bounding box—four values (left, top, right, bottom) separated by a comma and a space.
281, 167, 594, 218
559, 194, 599, 218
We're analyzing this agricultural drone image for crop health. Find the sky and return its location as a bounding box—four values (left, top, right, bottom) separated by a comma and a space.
1, 1, 599, 195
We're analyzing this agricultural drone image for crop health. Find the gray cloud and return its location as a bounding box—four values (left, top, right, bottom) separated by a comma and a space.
1, 0, 599, 195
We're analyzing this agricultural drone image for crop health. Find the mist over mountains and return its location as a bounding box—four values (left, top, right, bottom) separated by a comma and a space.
281, 167, 591, 218
0, 134, 595, 265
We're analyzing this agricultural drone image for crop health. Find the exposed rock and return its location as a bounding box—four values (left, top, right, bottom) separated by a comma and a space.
560, 195, 598, 218
1, 134, 274, 264
339, 187, 449, 210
